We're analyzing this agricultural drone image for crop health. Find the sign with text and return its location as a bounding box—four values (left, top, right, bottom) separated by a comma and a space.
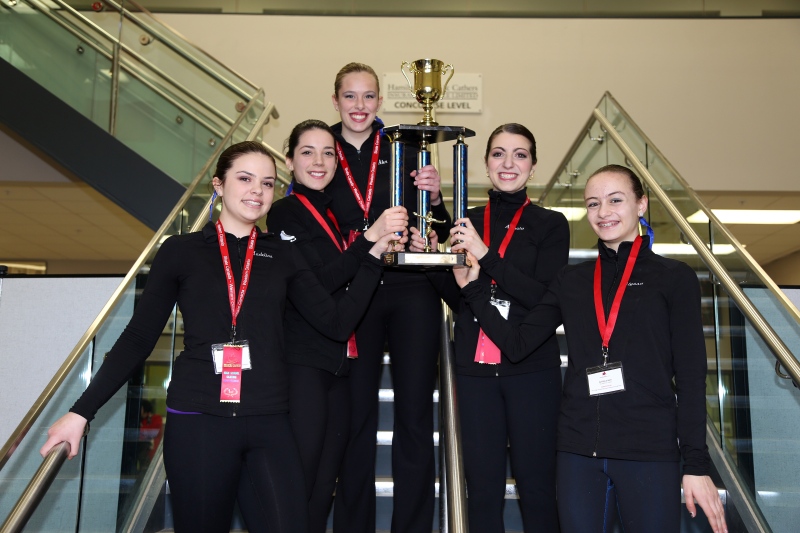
383, 72, 482, 114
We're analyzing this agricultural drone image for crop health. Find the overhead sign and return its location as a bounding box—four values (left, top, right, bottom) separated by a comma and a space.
382, 73, 482, 114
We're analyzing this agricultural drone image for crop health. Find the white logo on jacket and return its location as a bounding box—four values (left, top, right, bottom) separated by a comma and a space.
280, 231, 296, 242
254, 251, 272, 258
504, 225, 525, 231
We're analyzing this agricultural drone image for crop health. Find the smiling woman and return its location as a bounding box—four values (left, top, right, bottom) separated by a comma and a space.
39, 140, 391, 533
262, 119, 408, 532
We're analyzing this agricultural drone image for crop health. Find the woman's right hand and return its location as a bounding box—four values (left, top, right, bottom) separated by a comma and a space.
363, 206, 409, 243
40, 412, 88, 460
369, 229, 408, 258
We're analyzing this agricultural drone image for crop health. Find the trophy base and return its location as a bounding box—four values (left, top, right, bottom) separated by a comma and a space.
381, 251, 468, 270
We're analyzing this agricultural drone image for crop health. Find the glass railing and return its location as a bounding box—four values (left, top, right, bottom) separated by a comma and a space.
0, 99, 274, 533
0, 0, 264, 187
537, 92, 800, 532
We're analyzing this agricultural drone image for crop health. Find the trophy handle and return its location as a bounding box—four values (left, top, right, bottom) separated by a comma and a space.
400, 61, 415, 96
441, 64, 455, 98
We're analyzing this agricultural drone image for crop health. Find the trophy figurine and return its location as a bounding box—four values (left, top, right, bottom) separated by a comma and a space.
381, 59, 474, 268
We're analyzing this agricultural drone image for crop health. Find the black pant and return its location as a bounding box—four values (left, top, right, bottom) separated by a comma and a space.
288, 365, 350, 533
333, 278, 440, 533
163, 412, 308, 533
457, 368, 561, 533
557, 451, 681, 533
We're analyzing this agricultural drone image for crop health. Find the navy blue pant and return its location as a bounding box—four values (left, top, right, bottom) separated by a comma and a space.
163, 412, 308, 533
557, 451, 681, 533
288, 365, 350, 533
458, 368, 561, 533
333, 278, 440, 533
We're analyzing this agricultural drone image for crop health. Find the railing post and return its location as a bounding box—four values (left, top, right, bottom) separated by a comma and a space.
438, 302, 468, 533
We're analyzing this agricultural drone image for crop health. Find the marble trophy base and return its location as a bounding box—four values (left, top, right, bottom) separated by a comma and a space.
381, 250, 468, 270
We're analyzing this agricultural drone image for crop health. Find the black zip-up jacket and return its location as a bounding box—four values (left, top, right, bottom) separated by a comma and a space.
268, 182, 376, 376
432, 189, 569, 376
327, 121, 451, 286
461, 237, 710, 475
70, 222, 382, 421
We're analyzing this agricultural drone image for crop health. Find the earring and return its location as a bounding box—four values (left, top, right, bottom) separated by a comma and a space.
638, 212, 642, 217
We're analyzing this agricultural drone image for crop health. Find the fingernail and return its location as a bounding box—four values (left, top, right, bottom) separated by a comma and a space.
690, 512, 695, 518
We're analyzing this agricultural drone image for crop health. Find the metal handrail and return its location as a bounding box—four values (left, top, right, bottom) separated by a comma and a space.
104, 0, 259, 101
593, 108, 800, 386
0, 442, 70, 533
0, 91, 268, 471
438, 301, 468, 533
32, 0, 240, 128
15, 0, 234, 139
119, 443, 167, 533
601, 92, 800, 331
705, 420, 771, 533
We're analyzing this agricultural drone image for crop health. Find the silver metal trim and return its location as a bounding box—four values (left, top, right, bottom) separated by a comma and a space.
0, 442, 70, 533
0, 91, 266, 471
602, 92, 800, 341
119, 443, 167, 533
594, 108, 800, 386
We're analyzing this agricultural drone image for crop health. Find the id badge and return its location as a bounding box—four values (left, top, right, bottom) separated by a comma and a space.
212, 340, 251, 374
490, 297, 510, 320
586, 361, 625, 396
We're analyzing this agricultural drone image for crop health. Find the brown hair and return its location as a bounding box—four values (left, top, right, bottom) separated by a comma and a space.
333, 62, 380, 97
588, 164, 645, 199
214, 141, 274, 183
484, 123, 537, 165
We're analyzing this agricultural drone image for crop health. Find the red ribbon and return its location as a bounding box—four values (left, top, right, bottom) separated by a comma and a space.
593, 236, 643, 354
474, 197, 530, 364
335, 131, 381, 230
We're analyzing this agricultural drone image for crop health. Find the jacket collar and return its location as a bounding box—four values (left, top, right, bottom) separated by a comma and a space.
202, 221, 268, 243
597, 235, 652, 262
331, 121, 382, 151
291, 181, 333, 208
487, 187, 529, 206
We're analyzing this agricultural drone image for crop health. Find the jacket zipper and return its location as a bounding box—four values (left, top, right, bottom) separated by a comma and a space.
593, 253, 621, 457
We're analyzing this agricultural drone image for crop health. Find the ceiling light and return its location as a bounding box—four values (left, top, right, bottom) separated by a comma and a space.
547, 207, 586, 221
687, 209, 800, 225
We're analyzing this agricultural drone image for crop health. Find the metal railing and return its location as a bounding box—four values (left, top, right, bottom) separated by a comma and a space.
0, 93, 273, 472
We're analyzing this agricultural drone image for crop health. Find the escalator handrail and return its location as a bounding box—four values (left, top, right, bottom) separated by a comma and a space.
0, 92, 272, 471
601, 91, 800, 330
0, 442, 70, 533
593, 107, 800, 386
19, 0, 248, 129
103, 0, 259, 101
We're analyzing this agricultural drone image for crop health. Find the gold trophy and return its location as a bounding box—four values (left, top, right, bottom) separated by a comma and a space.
401, 59, 454, 126
382, 59, 473, 268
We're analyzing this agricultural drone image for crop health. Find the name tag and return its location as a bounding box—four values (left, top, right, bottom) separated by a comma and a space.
212, 341, 252, 373
490, 297, 510, 319
586, 361, 625, 396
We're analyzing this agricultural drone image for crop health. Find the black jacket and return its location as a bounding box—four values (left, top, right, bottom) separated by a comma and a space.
461, 237, 710, 475
433, 189, 570, 376
268, 182, 375, 376
71, 222, 382, 421
327, 121, 452, 286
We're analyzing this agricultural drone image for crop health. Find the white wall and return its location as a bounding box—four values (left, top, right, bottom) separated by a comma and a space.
157, 15, 800, 193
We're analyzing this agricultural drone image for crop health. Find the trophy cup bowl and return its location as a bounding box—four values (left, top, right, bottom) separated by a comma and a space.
401, 59, 454, 126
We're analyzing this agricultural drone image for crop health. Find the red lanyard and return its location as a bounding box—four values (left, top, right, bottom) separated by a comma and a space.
293, 192, 347, 253
335, 131, 381, 228
593, 236, 643, 355
483, 198, 530, 285
215, 220, 258, 340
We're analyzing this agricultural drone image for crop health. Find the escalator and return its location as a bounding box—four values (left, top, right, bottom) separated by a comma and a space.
1, 44, 799, 532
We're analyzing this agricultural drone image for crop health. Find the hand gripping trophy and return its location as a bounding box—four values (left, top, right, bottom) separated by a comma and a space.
381, 58, 474, 268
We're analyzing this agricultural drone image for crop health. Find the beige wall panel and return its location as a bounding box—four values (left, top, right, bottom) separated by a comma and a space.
158, 15, 800, 193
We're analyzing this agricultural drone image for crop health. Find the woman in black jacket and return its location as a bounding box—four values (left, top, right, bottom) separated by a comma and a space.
40, 141, 396, 533
453, 164, 727, 533
418, 123, 568, 532
266, 120, 408, 532
326, 62, 452, 533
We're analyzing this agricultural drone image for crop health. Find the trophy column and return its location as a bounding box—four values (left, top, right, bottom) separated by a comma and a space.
381, 125, 474, 268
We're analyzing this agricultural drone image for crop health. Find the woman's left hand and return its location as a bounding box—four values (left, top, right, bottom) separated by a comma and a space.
453, 252, 480, 288
411, 165, 442, 205
450, 218, 489, 260
683, 474, 727, 533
